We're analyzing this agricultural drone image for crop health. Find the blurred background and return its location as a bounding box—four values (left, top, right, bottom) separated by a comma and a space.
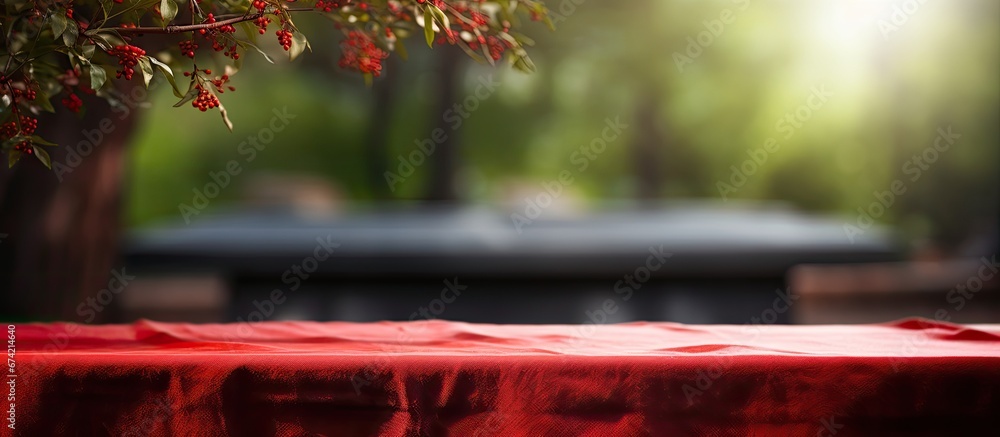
2, 0, 998, 325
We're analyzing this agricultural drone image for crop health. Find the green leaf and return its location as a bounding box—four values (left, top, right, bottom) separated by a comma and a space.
160, 0, 178, 24
456, 41, 485, 64
238, 21, 259, 45
218, 101, 234, 132
394, 40, 408, 61
174, 72, 198, 108
289, 31, 310, 61
2, 136, 26, 150
5, 0, 30, 13
422, 6, 435, 48
241, 40, 274, 64
33, 89, 55, 113
138, 56, 154, 87
99, 0, 113, 21
8, 149, 22, 168
51, 12, 68, 38
543, 15, 556, 31
33, 146, 51, 169
61, 21, 78, 47
429, 4, 450, 31
173, 86, 199, 107
80, 44, 96, 60
479, 32, 495, 66
89, 64, 107, 91
29, 135, 58, 146
148, 56, 184, 98
512, 51, 536, 73
90, 32, 126, 50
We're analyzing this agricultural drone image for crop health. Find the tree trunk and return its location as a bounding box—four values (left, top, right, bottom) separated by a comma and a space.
364, 57, 401, 201
0, 91, 141, 322
424, 49, 462, 203
631, 92, 665, 202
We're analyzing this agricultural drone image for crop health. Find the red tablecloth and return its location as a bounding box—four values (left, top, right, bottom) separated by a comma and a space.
8, 319, 1000, 436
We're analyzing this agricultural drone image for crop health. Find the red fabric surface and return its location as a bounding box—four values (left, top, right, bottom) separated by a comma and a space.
7, 318, 1000, 436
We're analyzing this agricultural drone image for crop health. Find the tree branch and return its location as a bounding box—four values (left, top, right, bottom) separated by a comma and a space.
91, 7, 315, 35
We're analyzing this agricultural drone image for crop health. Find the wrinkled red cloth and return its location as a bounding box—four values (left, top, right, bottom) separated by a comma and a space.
7, 319, 1000, 436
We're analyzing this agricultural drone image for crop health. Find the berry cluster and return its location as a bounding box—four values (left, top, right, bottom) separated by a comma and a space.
211, 74, 236, 94
62, 93, 83, 113
21, 115, 38, 136
223, 44, 240, 60
338, 31, 388, 77
18, 116, 37, 135
1, 116, 37, 137
199, 14, 236, 35
470, 11, 489, 27
179, 40, 198, 58
109, 45, 146, 80
10, 86, 37, 103
254, 16, 271, 34
12, 142, 34, 154
276, 29, 293, 51
192, 85, 220, 112
315, 0, 349, 13
1, 116, 39, 154
486, 36, 509, 61
188, 13, 239, 60
0, 0, 548, 167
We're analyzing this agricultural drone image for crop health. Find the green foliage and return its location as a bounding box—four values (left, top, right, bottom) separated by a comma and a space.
128, 0, 999, 250
1, 0, 552, 167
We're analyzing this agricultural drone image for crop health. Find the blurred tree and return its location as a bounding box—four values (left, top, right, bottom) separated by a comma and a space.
425, 49, 462, 202
0, 92, 138, 320
0, 0, 553, 320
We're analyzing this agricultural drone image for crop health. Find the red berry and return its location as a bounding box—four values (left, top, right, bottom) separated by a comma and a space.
179, 40, 198, 58
62, 93, 83, 113
255, 15, 271, 34
191, 85, 220, 112
109, 45, 146, 80
338, 30, 388, 77
2, 116, 39, 153
276, 29, 293, 51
